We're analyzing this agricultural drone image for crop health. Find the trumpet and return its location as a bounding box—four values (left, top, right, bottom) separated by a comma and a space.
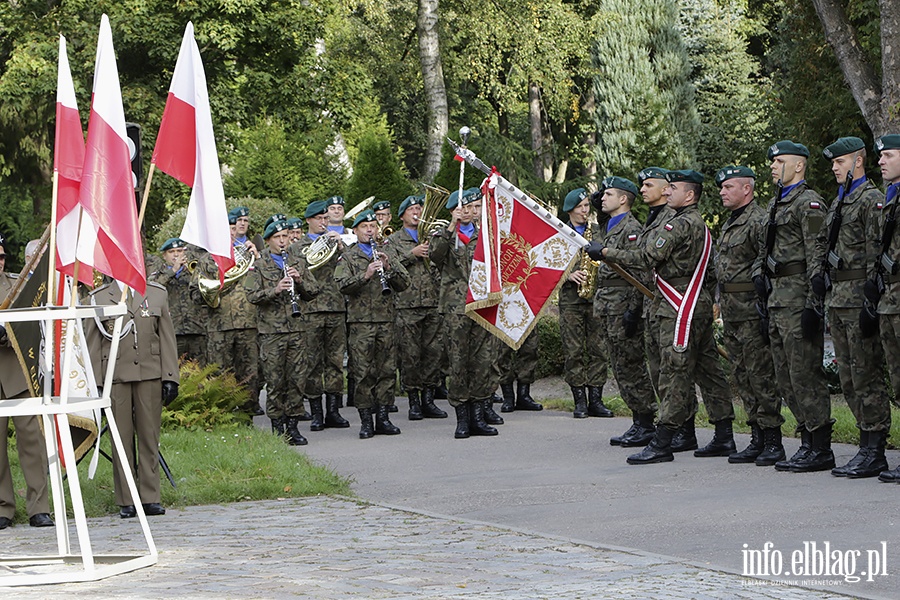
369, 234, 391, 296
282, 251, 301, 318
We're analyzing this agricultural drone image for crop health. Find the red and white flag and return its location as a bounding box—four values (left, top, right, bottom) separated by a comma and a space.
153, 22, 234, 282
75, 14, 146, 294
54, 35, 93, 286
466, 173, 581, 349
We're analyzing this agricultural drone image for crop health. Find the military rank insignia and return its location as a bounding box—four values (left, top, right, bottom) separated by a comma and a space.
140, 299, 150, 318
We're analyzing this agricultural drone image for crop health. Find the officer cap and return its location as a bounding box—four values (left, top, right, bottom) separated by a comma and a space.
265, 214, 288, 229
372, 200, 391, 212
823, 137, 865, 159
601, 176, 639, 196
637, 167, 669, 185
263, 219, 290, 240
665, 169, 704, 184
325, 195, 344, 207
461, 187, 482, 206
351, 210, 378, 229
228, 206, 250, 224
159, 237, 187, 252
874, 134, 900, 154
398, 195, 424, 217
767, 140, 809, 160
304, 200, 328, 219
563, 188, 588, 212
715, 165, 756, 187
446, 190, 460, 210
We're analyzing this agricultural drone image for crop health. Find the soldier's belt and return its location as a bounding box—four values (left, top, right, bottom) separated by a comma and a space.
886, 272, 900, 284
771, 261, 806, 278
831, 268, 867, 282
598, 278, 630, 288
721, 282, 755, 293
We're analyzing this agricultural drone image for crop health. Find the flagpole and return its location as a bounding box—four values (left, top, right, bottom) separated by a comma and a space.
137, 162, 156, 232
48, 173, 59, 304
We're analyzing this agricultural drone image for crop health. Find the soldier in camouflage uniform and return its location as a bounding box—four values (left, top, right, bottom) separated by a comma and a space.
149, 238, 206, 363
751, 140, 833, 473
590, 170, 736, 465
389, 195, 447, 420
714, 166, 785, 466
558, 188, 610, 419
431, 188, 501, 438
496, 330, 542, 413
593, 177, 656, 446
373, 199, 392, 230
290, 200, 350, 429
811, 137, 891, 478
335, 210, 410, 438
325, 195, 352, 235
246, 220, 319, 445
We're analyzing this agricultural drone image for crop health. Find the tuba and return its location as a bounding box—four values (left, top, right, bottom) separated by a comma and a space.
195, 244, 255, 308
418, 184, 451, 265
300, 234, 339, 271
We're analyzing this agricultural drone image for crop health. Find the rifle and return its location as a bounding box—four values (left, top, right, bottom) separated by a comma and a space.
755, 175, 784, 345
868, 184, 900, 306
815, 167, 854, 300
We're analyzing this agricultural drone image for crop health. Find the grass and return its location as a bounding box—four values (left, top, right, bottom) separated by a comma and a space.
5, 425, 351, 525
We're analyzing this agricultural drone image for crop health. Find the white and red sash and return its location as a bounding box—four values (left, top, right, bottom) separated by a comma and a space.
655, 227, 713, 352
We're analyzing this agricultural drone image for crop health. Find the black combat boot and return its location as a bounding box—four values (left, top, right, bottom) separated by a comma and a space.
832, 430, 868, 477
587, 386, 613, 417
626, 425, 675, 464
358, 408, 374, 439
516, 382, 543, 411
847, 430, 889, 479
483, 397, 504, 425
500, 383, 516, 413
670, 420, 698, 453
308, 397, 325, 432
572, 386, 588, 419
454, 403, 470, 439
434, 376, 450, 400
775, 426, 810, 471
324, 393, 350, 428
878, 464, 900, 482
469, 400, 499, 436
694, 420, 736, 457
728, 424, 763, 464
619, 412, 656, 447
375, 405, 401, 435
787, 423, 835, 473
346, 376, 355, 407
408, 389, 424, 421
246, 401, 264, 417
270, 416, 286, 436
610, 415, 638, 444
420, 387, 448, 418
388, 402, 399, 413
284, 417, 308, 446
756, 426, 786, 466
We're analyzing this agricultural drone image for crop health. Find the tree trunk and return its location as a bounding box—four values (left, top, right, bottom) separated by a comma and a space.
529, 82, 553, 182
581, 89, 597, 177
417, 0, 449, 183
881, 0, 900, 134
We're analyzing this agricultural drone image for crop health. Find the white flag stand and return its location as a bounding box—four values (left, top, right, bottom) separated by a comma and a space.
0, 303, 157, 585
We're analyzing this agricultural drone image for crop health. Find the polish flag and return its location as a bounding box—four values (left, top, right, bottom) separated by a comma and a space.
54, 35, 93, 285
153, 22, 234, 282
75, 14, 146, 294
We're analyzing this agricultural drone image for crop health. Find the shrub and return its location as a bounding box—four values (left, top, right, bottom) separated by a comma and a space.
535, 314, 564, 379
162, 360, 251, 431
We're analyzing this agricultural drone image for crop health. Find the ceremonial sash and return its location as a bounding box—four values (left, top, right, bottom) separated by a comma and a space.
655, 227, 712, 352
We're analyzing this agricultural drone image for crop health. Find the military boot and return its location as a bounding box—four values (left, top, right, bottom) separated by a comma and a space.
284, 417, 308, 446
346, 377, 355, 407
756, 426, 786, 467
611, 416, 638, 444
375, 405, 401, 435
787, 423, 835, 473
878, 465, 900, 483
434, 376, 450, 400
728, 424, 763, 464
619, 412, 657, 447
308, 397, 325, 431
694, 420, 736, 457
483, 397, 504, 425
270, 416, 286, 436
572, 386, 588, 419
454, 404, 470, 439
847, 431, 889, 479
408, 389, 424, 421
324, 393, 350, 428
469, 400, 499, 436
500, 383, 516, 413
358, 408, 374, 439
832, 430, 868, 477
670, 420, 698, 453
516, 382, 543, 411
297, 409, 312, 421
775, 426, 811, 471
388, 402, 399, 413
626, 425, 675, 465
587, 386, 613, 417
420, 387, 448, 418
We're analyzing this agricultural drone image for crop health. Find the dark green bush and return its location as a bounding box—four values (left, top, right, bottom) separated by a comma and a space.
536, 314, 564, 379
162, 360, 251, 431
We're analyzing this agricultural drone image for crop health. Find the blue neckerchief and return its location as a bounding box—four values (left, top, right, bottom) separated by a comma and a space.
606, 213, 626, 232
780, 180, 804, 199
573, 223, 587, 236
886, 183, 900, 206
405, 227, 419, 243
271, 253, 285, 269
327, 225, 344, 234
459, 222, 475, 238
167, 264, 185, 277
234, 235, 248, 246
358, 242, 374, 259
841, 175, 866, 197
308, 233, 321, 241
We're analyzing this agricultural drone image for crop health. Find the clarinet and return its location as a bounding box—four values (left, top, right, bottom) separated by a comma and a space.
281, 251, 301, 318
370, 234, 392, 296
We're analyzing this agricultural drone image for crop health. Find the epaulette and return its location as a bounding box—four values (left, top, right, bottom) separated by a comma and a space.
5, 272, 18, 280
88, 282, 112, 296
147, 281, 167, 292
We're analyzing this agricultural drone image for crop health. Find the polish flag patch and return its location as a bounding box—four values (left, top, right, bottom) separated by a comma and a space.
627, 234, 638, 241
664, 223, 674, 231
809, 201, 821, 209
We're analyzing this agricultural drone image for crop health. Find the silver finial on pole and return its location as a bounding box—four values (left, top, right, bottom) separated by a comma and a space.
459, 126, 471, 146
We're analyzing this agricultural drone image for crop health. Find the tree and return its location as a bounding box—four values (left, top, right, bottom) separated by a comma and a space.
344, 130, 414, 208
417, 0, 449, 182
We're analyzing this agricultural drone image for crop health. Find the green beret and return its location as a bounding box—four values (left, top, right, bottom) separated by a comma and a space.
563, 188, 588, 212
461, 187, 482, 206
767, 140, 809, 160
601, 176, 639, 196
263, 219, 290, 240
304, 200, 327, 219
352, 209, 378, 228
875, 134, 900, 153
398, 195, 424, 217
0, 233, 5, 246
265, 213, 288, 229
159, 237, 187, 252
823, 137, 865, 160
372, 200, 391, 212
325, 195, 344, 207
665, 169, 704, 184
287, 218, 303, 230
715, 165, 756, 187
228, 206, 249, 220
637, 167, 669, 184
446, 190, 460, 210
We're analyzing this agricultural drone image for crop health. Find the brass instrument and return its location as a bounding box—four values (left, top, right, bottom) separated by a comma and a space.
282, 251, 301, 318
418, 184, 451, 264
300, 234, 338, 271
344, 195, 375, 222
577, 226, 600, 300
195, 243, 255, 308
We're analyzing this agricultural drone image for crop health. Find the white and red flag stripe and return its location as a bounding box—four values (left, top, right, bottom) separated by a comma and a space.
153, 21, 234, 282
75, 14, 146, 294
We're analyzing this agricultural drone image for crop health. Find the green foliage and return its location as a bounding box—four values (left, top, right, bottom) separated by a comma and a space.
344, 129, 414, 206
535, 313, 564, 379
161, 359, 251, 431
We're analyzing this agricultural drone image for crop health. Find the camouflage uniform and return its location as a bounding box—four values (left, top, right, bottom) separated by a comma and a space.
149, 260, 206, 363
638, 205, 675, 397
716, 201, 783, 430
496, 330, 539, 385
872, 183, 900, 405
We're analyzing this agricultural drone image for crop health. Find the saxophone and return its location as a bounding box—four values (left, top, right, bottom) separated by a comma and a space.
577, 225, 600, 300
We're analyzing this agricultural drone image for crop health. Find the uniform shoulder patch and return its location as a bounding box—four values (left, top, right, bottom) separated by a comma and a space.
656, 237, 667, 249
809, 201, 821, 209
877, 202, 884, 210
627, 234, 638, 241
664, 223, 674, 231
